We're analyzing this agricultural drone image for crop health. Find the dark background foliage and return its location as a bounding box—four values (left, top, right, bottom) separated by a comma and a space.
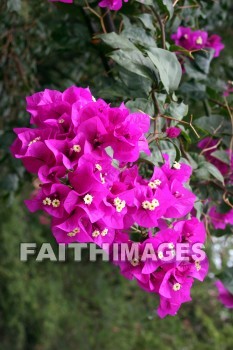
0, 0, 233, 349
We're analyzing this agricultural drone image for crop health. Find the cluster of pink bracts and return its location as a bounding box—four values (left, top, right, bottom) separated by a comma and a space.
49, 0, 127, 11
11, 86, 208, 317
198, 137, 233, 231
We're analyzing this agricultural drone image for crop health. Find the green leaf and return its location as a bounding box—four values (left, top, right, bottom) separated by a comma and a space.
126, 98, 154, 116
165, 100, 188, 124
99, 32, 136, 51
109, 49, 158, 81
184, 49, 215, 80
204, 162, 225, 185
211, 150, 230, 165
137, 14, 155, 32
169, 45, 194, 58
194, 201, 203, 220
147, 48, 182, 93
194, 115, 231, 135
7, 0, 21, 12
166, 138, 181, 162
122, 21, 157, 49
157, 0, 174, 18
136, 0, 153, 5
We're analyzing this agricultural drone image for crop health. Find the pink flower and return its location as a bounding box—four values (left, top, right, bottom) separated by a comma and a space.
209, 206, 233, 230
164, 179, 196, 218
223, 82, 233, 97
198, 137, 232, 180
10, 128, 57, 173
215, 281, 233, 309
171, 27, 208, 51
25, 183, 71, 219
161, 154, 192, 184
11, 85, 207, 318
133, 184, 173, 227
157, 274, 194, 318
171, 27, 224, 57
166, 127, 181, 138
206, 35, 225, 58
98, 0, 128, 11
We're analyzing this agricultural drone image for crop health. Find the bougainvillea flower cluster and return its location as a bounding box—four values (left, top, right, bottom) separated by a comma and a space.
98, 0, 128, 11
49, 0, 127, 11
198, 137, 232, 181
11, 86, 208, 318
198, 136, 233, 231
171, 27, 224, 57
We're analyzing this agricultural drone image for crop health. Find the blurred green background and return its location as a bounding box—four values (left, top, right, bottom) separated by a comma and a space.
0, 1, 233, 349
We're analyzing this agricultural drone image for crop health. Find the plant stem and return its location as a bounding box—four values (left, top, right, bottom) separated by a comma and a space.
151, 8, 166, 49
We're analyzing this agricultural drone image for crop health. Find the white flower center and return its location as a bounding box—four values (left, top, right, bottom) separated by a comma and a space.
43, 197, 51, 206
173, 283, 181, 291
195, 260, 201, 271
92, 230, 100, 237
52, 199, 60, 208
158, 251, 164, 259
101, 228, 108, 236
83, 194, 93, 205
28, 137, 41, 147
113, 197, 126, 212
72, 144, 81, 153
142, 199, 159, 211
67, 227, 80, 237
196, 36, 203, 45
173, 161, 181, 170
95, 163, 102, 171
130, 258, 140, 266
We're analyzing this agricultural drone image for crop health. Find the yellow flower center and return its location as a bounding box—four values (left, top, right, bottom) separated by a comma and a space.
168, 243, 174, 249
130, 258, 140, 266
173, 283, 181, 291
173, 161, 181, 170
67, 227, 80, 237
92, 230, 100, 237
113, 197, 126, 212
28, 137, 41, 147
100, 173, 105, 184
52, 199, 60, 208
95, 163, 102, 171
148, 179, 162, 189
158, 251, 163, 259
101, 228, 108, 236
148, 182, 157, 189
72, 144, 81, 153
142, 199, 159, 211
83, 194, 93, 205
195, 260, 201, 271
43, 197, 52, 206
196, 36, 203, 45
58, 118, 64, 124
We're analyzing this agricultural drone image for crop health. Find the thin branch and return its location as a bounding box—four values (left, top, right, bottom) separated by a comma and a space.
150, 8, 166, 49
161, 114, 200, 138
208, 98, 233, 112
200, 139, 222, 155
151, 90, 161, 134
224, 97, 233, 167
100, 8, 116, 33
